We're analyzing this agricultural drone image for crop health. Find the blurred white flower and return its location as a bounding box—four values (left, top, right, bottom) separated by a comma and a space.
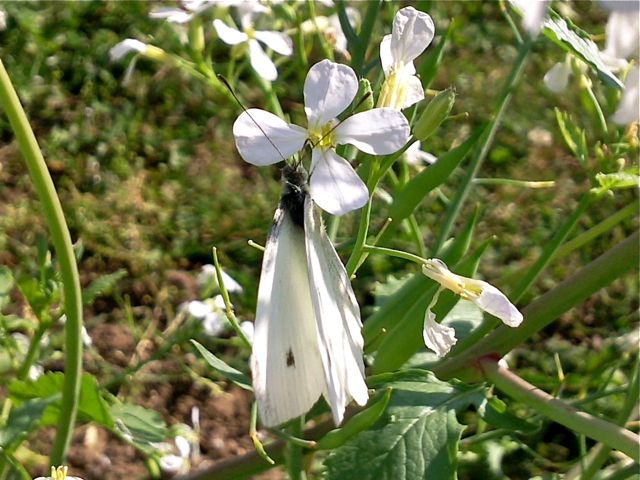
233, 59, 410, 215
0, 8, 7, 31
421, 259, 523, 357
149, 0, 223, 24
300, 8, 360, 58
28, 364, 44, 381
404, 141, 437, 166
109, 38, 147, 61
240, 320, 254, 343
543, 57, 572, 93
510, 0, 550, 37
213, 3, 292, 81
378, 7, 434, 110
59, 315, 93, 348
612, 66, 639, 125
159, 406, 201, 474
199, 265, 243, 293
186, 296, 227, 336
599, 3, 640, 70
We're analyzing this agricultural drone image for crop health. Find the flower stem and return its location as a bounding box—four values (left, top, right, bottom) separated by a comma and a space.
285, 418, 307, 480
0, 59, 83, 466
479, 358, 640, 462
433, 38, 532, 254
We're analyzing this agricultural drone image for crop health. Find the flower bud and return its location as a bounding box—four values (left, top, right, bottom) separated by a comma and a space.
188, 18, 205, 55
353, 78, 374, 113
413, 88, 455, 141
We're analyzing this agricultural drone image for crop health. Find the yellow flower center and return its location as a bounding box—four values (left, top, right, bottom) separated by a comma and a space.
377, 69, 407, 110
308, 120, 337, 150
245, 25, 255, 39
51, 466, 68, 480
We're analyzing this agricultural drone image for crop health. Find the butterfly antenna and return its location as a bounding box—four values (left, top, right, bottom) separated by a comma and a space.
218, 74, 287, 162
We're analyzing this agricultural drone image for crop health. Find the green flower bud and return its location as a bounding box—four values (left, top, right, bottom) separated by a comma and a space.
353, 78, 374, 113
188, 18, 205, 55
413, 88, 455, 141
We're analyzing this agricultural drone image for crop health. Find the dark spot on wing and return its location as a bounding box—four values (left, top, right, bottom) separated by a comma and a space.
286, 348, 295, 367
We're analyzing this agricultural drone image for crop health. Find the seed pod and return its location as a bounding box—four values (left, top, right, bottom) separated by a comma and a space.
414, 88, 455, 141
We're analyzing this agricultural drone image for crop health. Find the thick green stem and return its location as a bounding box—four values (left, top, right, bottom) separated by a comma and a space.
433, 230, 639, 380
285, 419, 306, 480
480, 359, 640, 462
433, 38, 532, 254
565, 359, 640, 480
0, 59, 83, 465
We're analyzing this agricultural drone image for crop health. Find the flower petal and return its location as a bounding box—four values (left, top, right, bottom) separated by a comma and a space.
543, 61, 571, 93
603, 10, 640, 61
335, 108, 410, 155
109, 39, 146, 61
254, 30, 293, 56
398, 73, 424, 109
423, 307, 457, 358
149, 8, 194, 24
304, 60, 358, 127
213, 19, 248, 45
405, 141, 436, 165
248, 39, 278, 81
612, 66, 639, 125
309, 148, 368, 216
472, 281, 523, 327
390, 7, 435, 67
233, 109, 307, 165
380, 34, 393, 75
510, 0, 549, 37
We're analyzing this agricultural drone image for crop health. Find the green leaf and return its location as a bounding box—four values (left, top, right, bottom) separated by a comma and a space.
0, 397, 57, 449
476, 396, 539, 434
388, 129, 481, 222
543, 11, 623, 89
9, 372, 114, 428
191, 340, 253, 391
17, 277, 50, 319
325, 370, 477, 480
110, 403, 168, 446
83, 269, 127, 305
555, 108, 588, 165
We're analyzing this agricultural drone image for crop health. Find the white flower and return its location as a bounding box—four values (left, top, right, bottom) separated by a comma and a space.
34, 466, 83, 480
240, 320, 255, 343
149, 0, 221, 24
612, 66, 639, 125
159, 408, 200, 474
0, 8, 7, 31
543, 57, 572, 93
421, 259, 523, 357
378, 7, 434, 110
199, 265, 244, 293
233, 59, 410, 215
404, 141, 437, 166
599, 4, 640, 69
109, 38, 147, 62
510, 0, 550, 37
213, 3, 292, 81
300, 8, 360, 58
186, 296, 228, 335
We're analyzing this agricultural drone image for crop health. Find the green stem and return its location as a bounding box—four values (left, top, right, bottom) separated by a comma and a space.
212, 248, 252, 350
555, 201, 637, 259
565, 359, 640, 480
433, 38, 532, 254
362, 245, 426, 266
346, 196, 372, 276
16, 323, 48, 380
433, 230, 639, 380
480, 359, 640, 462
285, 418, 306, 480
0, 59, 83, 466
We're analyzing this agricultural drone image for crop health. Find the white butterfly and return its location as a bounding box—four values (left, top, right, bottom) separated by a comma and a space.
251, 165, 369, 427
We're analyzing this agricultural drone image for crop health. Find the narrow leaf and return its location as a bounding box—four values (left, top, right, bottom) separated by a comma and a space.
191, 340, 253, 391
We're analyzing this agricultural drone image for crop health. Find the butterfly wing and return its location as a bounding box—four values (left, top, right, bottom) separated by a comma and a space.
303, 197, 369, 425
251, 203, 326, 427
